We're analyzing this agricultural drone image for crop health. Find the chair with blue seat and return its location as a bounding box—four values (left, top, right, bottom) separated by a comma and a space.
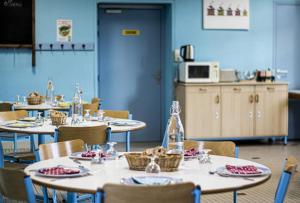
95, 182, 201, 203
0, 167, 36, 203
274, 156, 298, 203
103, 110, 132, 152
0, 110, 35, 160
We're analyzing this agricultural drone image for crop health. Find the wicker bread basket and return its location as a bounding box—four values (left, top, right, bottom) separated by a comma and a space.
125, 153, 182, 172
50, 111, 67, 126
27, 96, 43, 105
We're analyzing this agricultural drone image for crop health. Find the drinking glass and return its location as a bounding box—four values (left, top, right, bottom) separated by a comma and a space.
145, 156, 161, 174
16, 95, 20, 104
36, 112, 44, 125
198, 141, 210, 164
84, 109, 91, 121
97, 110, 105, 121
106, 142, 117, 159
22, 96, 27, 105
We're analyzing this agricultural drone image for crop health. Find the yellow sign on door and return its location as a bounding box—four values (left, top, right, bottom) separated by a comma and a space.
122, 29, 140, 36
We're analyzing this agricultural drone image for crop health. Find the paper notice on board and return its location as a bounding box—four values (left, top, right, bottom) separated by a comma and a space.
56, 19, 72, 42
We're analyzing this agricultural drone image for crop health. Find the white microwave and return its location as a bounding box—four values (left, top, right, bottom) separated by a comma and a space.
179, 62, 220, 83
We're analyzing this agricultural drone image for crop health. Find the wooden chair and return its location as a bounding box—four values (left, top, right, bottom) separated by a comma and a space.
36, 139, 84, 161
274, 156, 298, 203
0, 110, 33, 157
0, 103, 12, 112
172, 140, 238, 203
56, 125, 110, 146
91, 97, 101, 110
95, 183, 201, 203
83, 103, 99, 116
35, 139, 89, 203
0, 168, 35, 203
103, 110, 132, 152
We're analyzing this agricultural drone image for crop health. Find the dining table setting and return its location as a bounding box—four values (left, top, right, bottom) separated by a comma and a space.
24, 144, 272, 197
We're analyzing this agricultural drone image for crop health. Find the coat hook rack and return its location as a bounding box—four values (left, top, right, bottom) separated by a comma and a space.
35, 43, 94, 51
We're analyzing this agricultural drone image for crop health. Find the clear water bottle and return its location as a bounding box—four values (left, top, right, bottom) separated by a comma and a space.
71, 83, 83, 124
163, 101, 184, 154
45, 80, 54, 105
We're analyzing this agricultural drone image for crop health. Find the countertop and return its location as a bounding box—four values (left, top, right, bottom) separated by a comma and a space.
176, 81, 288, 86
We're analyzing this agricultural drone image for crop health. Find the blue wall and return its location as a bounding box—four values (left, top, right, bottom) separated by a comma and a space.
0, 0, 299, 138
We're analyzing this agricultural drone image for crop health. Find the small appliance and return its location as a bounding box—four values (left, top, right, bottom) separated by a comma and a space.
219, 69, 239, 82
180, 45, 195, 62
179, 62, 220, 83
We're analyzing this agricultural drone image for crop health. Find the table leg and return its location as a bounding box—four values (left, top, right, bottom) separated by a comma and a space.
126, 132, 130, 152
38, 134, 46, 145
30, 135, 36, 152
67, 192, 77, 203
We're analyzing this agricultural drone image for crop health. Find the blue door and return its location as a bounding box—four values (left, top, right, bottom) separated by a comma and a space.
275, 4, 300, 140
98, 8, 162, 142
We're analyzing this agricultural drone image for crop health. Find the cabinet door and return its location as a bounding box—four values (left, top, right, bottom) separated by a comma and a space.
184, 86, 221, 139
221, 86, 255, 137
255, 85, 288, 136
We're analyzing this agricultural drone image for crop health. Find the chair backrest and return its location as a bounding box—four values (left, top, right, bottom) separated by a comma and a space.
103, 110, 129, 119
0, 103, 12, 112
92, 97, 101, 104
275, 156, 298, 203
57, 125, 109, 146
170, 140, 237, 158
0, 168, 35, 202
38, 139, 84, 161
83, 103, 99, 116
0, 110, 27, 122
101, 183, 200, 203
0, 142, 3, 168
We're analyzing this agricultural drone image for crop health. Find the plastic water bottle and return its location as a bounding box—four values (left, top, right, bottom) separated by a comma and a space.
45, 80, 54, 105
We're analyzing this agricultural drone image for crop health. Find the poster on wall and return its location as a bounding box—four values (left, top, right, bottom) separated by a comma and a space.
56, 19, 72, 42
203, 0, 250, 30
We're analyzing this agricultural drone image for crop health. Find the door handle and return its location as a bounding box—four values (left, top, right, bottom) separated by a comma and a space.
249, 95, 254, 103
255, 94, 259, 103
233, 87, 241, 92
215, 95, 220, 104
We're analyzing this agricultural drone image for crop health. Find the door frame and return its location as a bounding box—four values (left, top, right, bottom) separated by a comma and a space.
96, 2, 174, 141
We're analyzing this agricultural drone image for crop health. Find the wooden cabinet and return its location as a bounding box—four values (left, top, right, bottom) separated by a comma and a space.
177, 86, 221, 139
221, 86, 255, 137
176, 82, 288, 140
255, 85, 288, 136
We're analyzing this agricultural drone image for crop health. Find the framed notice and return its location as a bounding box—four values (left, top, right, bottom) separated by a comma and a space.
203, 0, 250, 30
56, 19, 72, 42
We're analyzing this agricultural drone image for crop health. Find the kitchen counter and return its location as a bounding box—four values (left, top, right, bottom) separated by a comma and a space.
176, 81, 288, 86
289, 90, 300, 100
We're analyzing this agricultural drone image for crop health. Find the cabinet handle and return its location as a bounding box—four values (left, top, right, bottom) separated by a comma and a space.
267, 87, 275, 91
215, 95, 220, 104
199, 88, 207, 92
249, 95, 254, 103
249, 112, 253, 118
215, 112, 219, 119
255, 94, 259, 103
233, 87, 241, 92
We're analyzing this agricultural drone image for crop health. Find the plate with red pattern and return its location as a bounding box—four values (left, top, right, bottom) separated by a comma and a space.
216, 165, 271, 177
69, 151, 109, 160
36, 166, 89, 178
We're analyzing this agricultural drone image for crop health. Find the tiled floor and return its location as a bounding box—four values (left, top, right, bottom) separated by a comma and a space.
2, 140, 300, 203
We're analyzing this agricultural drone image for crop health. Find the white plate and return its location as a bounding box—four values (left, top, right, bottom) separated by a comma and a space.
4, 122, 38, 128
69, 151, 118, 161
35, 166, 90, 178
216, 166, 271, 177
69, 152, 95, 160
109, 120, 142, 126
19, 117, 37, 122
121, 176, 182, 185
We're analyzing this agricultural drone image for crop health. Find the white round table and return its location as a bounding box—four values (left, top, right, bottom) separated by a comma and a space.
24, 155, 271, 194
13, 104, 70, 111
0, 118, 146, 135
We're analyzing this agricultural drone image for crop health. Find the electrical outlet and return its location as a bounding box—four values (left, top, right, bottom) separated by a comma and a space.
174, 49, 181, 63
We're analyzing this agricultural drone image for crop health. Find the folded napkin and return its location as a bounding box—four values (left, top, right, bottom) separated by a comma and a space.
226, 165, 262, 175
